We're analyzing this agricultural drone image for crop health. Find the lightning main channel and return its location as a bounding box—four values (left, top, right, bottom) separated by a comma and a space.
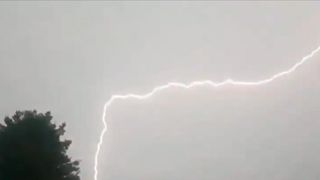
94, 45, 320, 180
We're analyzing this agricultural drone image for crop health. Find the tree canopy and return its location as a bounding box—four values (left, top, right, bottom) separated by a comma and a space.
0, 110, 80, 180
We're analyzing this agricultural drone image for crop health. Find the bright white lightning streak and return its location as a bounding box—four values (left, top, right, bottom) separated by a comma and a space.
94, 45, 320, 180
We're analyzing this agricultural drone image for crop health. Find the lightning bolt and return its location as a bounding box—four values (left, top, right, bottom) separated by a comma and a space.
94, 45, 320, 180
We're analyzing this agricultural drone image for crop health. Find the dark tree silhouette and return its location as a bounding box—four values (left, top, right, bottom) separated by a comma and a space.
0, 110, 80, 180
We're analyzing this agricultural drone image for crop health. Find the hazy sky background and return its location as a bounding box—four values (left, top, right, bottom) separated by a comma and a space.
1, 1, 320, 180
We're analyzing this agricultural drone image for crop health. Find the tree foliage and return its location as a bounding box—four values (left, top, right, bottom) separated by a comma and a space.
0, 110, 80, 180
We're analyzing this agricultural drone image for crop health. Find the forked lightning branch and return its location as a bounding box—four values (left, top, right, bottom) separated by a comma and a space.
94, 45, 320, 180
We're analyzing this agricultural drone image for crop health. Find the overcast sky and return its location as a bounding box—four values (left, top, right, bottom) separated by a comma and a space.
1, 1, 320, 180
